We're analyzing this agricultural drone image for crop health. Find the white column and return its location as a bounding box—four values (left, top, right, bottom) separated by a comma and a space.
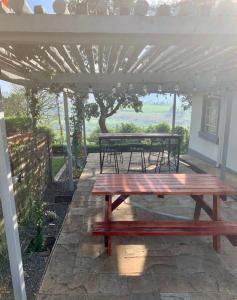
172, 93, 177, 133
0, 91, 27, 300
63, 91, 74, 191
220, 91, 234, 180
82, 100, 87, 158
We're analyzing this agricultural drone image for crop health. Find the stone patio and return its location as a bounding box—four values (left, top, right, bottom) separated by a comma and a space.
38, 153, 237, 300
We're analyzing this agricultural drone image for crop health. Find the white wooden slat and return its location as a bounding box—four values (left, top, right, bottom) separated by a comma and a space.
68, 45, 88, 74
57, 45, 79, 73
0, 94, 27, 300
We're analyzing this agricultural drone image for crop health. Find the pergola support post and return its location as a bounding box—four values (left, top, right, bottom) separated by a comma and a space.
63, 91, 74, 192
82, 100, 87, 158
220, 91, 234, 181
172, 93, 177, 133
0, 93, 27, 300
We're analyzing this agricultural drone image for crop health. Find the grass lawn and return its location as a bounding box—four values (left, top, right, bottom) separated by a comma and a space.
52, 156, 65, 177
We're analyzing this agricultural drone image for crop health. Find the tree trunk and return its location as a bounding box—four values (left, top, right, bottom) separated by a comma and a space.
99, 115, 108, 133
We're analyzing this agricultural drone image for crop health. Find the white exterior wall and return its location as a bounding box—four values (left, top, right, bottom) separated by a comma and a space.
189, 93, 219, 164
189, 92, 237, 174
226, 97, 237, 172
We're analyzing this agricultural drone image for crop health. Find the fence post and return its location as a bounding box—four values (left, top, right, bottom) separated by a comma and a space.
0, 89, 27, 300
63, 91, 74, 191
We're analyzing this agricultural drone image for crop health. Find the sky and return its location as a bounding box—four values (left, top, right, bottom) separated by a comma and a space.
27, 0, 163, 14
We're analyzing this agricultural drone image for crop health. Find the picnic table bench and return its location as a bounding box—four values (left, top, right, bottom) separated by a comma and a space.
92, 173, 237, 256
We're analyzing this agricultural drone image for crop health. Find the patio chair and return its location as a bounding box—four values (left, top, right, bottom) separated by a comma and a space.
148, 139, 166, 173
127, 145, 147, 173
167, 137, 180, 173
101, 144, 120, 174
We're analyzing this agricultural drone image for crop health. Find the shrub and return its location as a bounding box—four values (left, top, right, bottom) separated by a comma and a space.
114, 123, 143, 133
174, 125, 190, 154
5, 117, 32, 135
87, 127, 101, 144
146, 122, 171, 133
37, 126, 55, 141
52, 144, 67, 156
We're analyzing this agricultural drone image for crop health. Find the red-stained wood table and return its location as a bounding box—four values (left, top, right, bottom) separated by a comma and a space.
91, 173, 237, 255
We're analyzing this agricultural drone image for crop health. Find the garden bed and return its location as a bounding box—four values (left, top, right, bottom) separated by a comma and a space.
0, 180, 75, 300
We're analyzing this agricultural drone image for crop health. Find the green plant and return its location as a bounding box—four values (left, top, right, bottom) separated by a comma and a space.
115, 122, 143, 133
146, 122, 171, 133
45, 210, 58, 223
27, 200, 46, 253
5, 117, 32, 135
174, 125, 190, 154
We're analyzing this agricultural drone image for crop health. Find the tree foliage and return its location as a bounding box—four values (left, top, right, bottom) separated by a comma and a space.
3, 87, 28, 117
86, 92, 143, 133
180, 94, 192, 111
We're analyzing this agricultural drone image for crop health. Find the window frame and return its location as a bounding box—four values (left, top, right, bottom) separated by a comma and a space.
199, 95, 220, 144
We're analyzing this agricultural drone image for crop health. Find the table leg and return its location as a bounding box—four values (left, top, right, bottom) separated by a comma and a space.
99, 138, 103, 174
105, 195, 112, 256
176, 137, 181, 173
213, 195, 221, 253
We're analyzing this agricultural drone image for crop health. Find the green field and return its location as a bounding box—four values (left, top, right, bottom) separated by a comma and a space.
85, 103, 191, 135
43, 99, 191, 143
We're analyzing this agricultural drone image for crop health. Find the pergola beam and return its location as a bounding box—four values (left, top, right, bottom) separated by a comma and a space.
1, 15, 237, 45
28, 72, 237, 93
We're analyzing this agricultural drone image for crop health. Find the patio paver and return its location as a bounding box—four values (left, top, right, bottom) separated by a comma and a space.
38, 153, 237, 300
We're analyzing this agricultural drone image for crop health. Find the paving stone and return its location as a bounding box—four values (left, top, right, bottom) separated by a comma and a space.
37, 294, 86, 300
98, 274, 129, 296
38, 153, 237, 299
190, 293, 237, 300
128, 274, 160, 293
160, 293, 191, 300
130, 292, 161, 300
68, 273, 100, 295
87, 295, 130, 300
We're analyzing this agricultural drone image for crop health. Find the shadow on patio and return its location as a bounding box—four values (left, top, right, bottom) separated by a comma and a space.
37, 153, 237, 300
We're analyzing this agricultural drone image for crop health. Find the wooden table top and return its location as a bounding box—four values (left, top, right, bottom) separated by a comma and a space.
92, 174, 237, 196
98, 133, 181, 140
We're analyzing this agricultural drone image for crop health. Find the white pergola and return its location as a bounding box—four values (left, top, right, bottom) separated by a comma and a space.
1, 1, 237, 299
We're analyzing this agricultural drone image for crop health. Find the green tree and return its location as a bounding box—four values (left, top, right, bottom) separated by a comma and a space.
86, 92, 143, 133
181, 94, 192, 111
3, 86, 28, 117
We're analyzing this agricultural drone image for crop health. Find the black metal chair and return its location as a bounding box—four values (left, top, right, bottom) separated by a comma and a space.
101, 145, 120, 174
148, 139, 166, 173
167, 137, 180, 173
127, 146, 146, 173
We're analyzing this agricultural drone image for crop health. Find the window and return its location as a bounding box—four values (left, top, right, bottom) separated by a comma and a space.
199, 95, 220, 144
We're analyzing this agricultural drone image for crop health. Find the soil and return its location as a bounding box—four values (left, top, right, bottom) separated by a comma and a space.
24, 181, 75, 300
0, 179, 76, 300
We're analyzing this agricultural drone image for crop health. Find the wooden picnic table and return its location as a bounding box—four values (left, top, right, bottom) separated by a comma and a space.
92, 173, 237, 255
98, 133, 182, 174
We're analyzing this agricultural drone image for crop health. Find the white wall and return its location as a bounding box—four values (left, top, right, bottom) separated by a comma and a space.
226, 95, 237, 172
189, 92, 237, 174
189, 93, 219, 164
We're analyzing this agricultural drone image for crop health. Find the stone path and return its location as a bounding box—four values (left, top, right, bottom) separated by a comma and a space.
38, 153, 237, 300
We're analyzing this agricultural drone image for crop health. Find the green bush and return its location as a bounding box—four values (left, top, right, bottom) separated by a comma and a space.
52, 144, 67, 156
146, 122, 171, 133
5, 117, 32, 135
87, 127, 101, 144
114, 123, 143, 133
174, 125, 190, 154
37, 126, 55, 141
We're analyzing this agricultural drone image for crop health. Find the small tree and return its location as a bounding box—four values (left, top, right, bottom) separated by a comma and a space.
180, 94, 192, 111
3, 86, 28, 117
86, 92, 143, 133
